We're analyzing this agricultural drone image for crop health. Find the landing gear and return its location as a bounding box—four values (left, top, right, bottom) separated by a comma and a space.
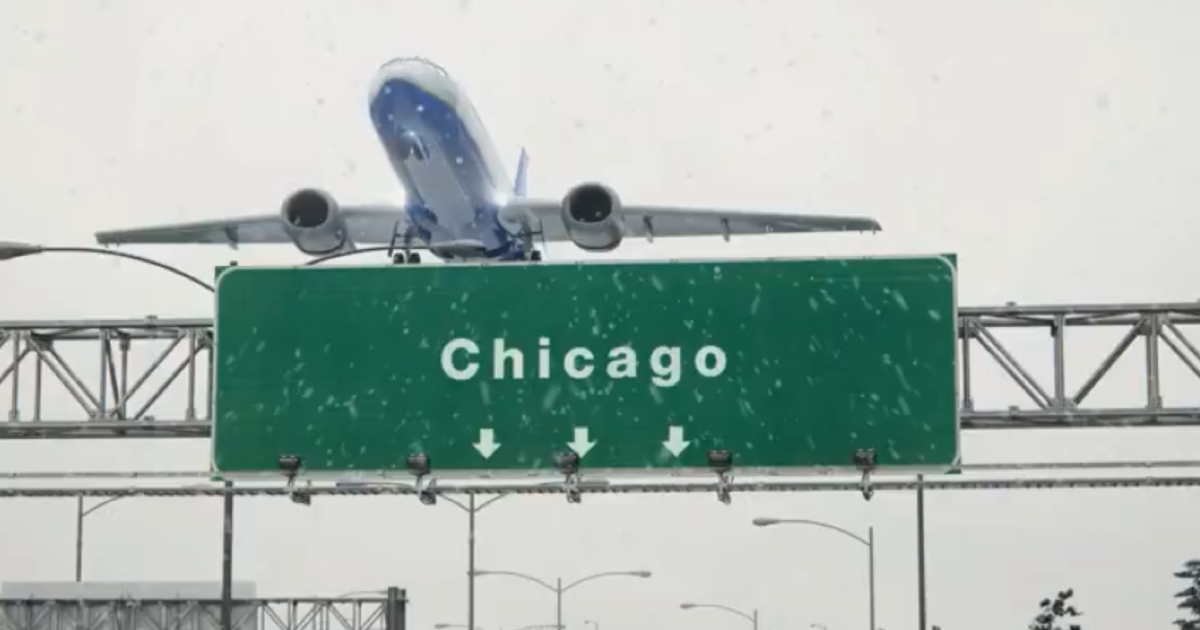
392, 252, 422, 264
530, 250, 542, 262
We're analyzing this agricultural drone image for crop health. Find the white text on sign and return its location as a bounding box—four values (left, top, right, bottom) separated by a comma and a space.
440, 337, 727, 387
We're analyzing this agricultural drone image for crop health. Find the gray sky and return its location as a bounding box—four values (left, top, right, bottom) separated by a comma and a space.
2, 1, 1200, 629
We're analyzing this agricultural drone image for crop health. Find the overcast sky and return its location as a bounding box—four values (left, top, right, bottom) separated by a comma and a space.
2, 2, 1200, 630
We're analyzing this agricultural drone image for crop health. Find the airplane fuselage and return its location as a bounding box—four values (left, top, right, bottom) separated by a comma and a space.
367, 58, 527, 260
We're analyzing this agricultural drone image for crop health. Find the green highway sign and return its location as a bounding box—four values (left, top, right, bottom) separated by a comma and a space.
211, 256, 959, 477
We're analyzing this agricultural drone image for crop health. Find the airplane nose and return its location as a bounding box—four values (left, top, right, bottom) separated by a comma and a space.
368, 57, 455, 105
377, 56, 448, 75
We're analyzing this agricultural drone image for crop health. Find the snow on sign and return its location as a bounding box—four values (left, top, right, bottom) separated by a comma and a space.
210, 256, 959, 478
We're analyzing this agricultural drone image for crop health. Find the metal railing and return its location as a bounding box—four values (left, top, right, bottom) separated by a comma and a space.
0, 597, 403, 630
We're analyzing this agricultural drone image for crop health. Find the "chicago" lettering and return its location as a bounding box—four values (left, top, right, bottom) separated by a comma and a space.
439, 337, 727, 387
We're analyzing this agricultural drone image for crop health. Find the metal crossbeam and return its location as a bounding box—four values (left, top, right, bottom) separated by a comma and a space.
1, 475, 1199, 497
0, 597, 397, 630
2, 302, 1200, 438
3, 458, 1200, 482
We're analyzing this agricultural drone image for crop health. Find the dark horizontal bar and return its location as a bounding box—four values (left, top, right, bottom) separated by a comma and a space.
0, 303, 1196, 332
0, 318, 212, 330
2, 476, 1200, 497
961, 407, 1200, 429
0, 421, 211, 439
959, 302, 1200, 316
961, 314, 1200, 328
0, 597, 393, 604
7, 459, 1200, 479
5, 408, 1200, 439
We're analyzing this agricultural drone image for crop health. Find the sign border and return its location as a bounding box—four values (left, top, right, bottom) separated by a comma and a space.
209, 253, 960, 482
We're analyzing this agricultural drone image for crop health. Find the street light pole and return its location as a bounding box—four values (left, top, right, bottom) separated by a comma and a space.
469, 495, 476, 630
474, 569, 650, 630
556, 578, 563, 630
74, 496, 83, 581
917, 474, 927, 630
221, 480, 234, 630
752, 517, 875, 630
679, 602, 757, 630
334, 482, 509, 630
869, 525, 875, 630
438, 493, 509, 630
0, 243, 215, 292
75, 494, 129, 581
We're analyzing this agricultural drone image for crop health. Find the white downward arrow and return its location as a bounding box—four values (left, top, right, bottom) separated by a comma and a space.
662, 425, 690, 457
473, 428, 500, 459
567, 427, 597, 458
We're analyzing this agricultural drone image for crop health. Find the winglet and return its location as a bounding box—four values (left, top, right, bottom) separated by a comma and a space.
513, 147, 529, 197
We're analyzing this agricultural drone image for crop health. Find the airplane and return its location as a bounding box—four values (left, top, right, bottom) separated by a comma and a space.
94, 57, 881, 263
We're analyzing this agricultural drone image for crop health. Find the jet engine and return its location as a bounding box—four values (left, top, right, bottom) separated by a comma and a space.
280, 188, 352, 255
560, 182, 624, 251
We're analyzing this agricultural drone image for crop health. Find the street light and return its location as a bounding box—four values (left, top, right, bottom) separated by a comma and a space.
75, 483, 214, 582
441, 493, 509, 630
753, 517, 875, 630
0, 242, 215, 292
337, 478, 608, 630
335, 481, 511, 630
474, 569, 651, 630
303, 245, 404, 266
74, 494, 131, 581
679, 602, 757, 630
334, 590, 387, 598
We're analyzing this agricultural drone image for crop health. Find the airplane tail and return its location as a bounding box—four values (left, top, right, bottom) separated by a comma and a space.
513, 147, 529, 197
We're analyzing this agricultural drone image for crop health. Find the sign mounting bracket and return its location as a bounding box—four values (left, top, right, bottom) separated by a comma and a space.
555, 451, 582, 503
855, 448, 877, 501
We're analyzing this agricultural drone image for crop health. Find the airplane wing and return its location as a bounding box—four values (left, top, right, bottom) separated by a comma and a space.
95, 205, 419, 248
503, 199, 880, 242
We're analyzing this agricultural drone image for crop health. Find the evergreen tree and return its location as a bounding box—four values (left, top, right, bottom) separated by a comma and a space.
1175, 559, 1200, 630
1028, 588, 1082, 630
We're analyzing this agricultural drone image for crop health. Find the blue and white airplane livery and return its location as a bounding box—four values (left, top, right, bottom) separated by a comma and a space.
96, 57, 881, 262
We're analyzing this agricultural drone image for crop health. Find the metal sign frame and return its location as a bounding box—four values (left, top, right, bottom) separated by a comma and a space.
209, 254, 960, 484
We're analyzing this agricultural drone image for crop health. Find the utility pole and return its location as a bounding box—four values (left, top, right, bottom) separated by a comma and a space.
555, 578, 563, 630
221, 480, 233, 630
917, 474, 927, 630
386, 587, 405, 630
74, 496, 83, 581
468, 495, 476, 630
868, 525, 875, 630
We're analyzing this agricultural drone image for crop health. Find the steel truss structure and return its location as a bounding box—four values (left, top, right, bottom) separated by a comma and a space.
0, 597, 402, 630
959, 302, 1200, 428
2, 302, 1199, 438
0, 318, 210, 438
